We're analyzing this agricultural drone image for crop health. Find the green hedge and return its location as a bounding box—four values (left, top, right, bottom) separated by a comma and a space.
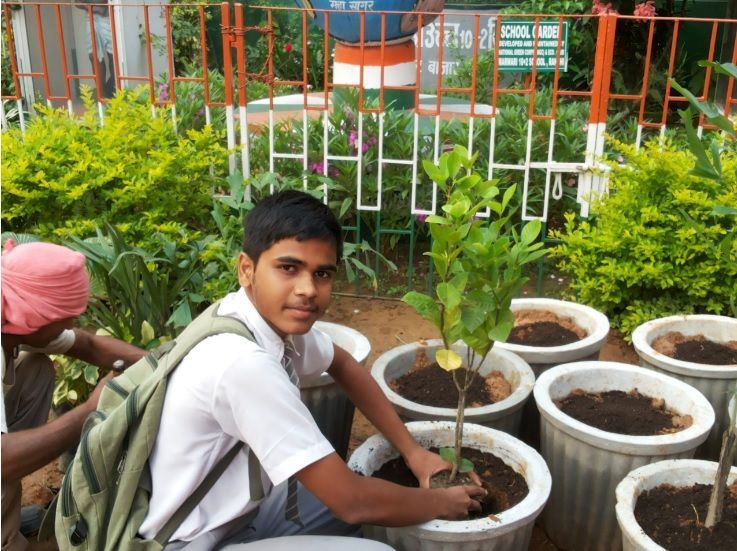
1, 89, 227, 245
552, 139, 737, 338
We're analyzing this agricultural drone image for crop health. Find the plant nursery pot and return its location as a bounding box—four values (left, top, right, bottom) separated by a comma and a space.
632, 315, 737, 460
615, 459, 737, 551
348, 420, 552, 551
300, 321, 371, 459
534, 361, 715, 551
496, 298, 609, 447
731, 395, 737, 466
371, 340, 534, 436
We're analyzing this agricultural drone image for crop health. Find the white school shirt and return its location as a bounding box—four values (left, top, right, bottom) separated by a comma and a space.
139, 289, 335, 543
1, 329, 76, 433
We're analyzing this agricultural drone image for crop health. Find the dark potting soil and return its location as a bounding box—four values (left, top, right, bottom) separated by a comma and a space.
634, 482, 737, 550
555, 389, 691, 436
674, 338, 737, 365
371, 446, 529, 519
506, 321, 581, 347
391, 364, 493, 408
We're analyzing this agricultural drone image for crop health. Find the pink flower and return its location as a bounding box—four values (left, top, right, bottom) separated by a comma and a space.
566, 177, 577, 187
591, 0, 618, 15
416, 214, 428, 224
284, 42, 293, 54
633, 1, 656, 21
348, 131, 357, 148
309, 162, 324, 175
361, 142, 370, 153
158, 83, 169, 102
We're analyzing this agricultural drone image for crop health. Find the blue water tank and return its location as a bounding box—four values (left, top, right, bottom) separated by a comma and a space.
294, 1, 444, 44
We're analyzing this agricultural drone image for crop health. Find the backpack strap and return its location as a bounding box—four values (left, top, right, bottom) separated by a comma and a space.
153, 441, 265, 546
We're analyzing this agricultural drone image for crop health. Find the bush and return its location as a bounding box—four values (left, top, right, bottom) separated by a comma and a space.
1, 88, 227, 244
551, 140, 737, 337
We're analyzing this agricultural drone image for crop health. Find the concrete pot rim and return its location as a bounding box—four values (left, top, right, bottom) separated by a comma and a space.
496, 298, 610, 360
632, 315, 737, 378
371, 340, 535, 421
348, 420, 551, 539
534, 361, 715, 455
304, 321, 371, 388
615, 459, 737, 551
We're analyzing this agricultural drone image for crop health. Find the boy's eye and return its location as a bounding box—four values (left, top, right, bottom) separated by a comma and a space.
279, 264, 297, 273
315, 270, 333, 280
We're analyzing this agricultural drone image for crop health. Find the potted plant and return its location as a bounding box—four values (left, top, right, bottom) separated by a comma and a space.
615, 383, 737, 550
534, 361, 716, 551
495, 297, 610, 447
632, 314, 737, 459
354, 145, 551, 549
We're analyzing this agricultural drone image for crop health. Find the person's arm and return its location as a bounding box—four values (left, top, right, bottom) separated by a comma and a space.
327, 344, 456, 487
297, 452, 486, 526
0, 373, 111, 481
67, 328, 146, 371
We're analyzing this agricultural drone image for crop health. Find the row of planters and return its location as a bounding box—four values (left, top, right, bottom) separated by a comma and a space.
309, 146, 736, 550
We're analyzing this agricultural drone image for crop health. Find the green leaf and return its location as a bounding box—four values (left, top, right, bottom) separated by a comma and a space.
698, 61, 737, 80
461, 307, 487, 333
426, 214, 451, 226
401, 291, 441, 327
520, 220, 542, 245
339, 197, 352, 220
712, 205, 737, 217
83, 364, 99, 385
437, 283, 462, 310
459, 458, 474, 473
436, 349, 463, 371
141, 320, 156, 345
439, 447, 456, 464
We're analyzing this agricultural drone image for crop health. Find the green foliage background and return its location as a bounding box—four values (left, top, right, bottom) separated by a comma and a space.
1, 89, 227, 244
552, 139, 737, 337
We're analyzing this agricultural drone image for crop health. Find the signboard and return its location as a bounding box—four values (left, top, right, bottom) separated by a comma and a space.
497, 21, 569, 72
418, 14, 568, 87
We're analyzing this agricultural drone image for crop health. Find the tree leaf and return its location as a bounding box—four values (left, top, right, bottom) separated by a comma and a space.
402, 291, 441, 327
459, 458, 475, 473
439, 447, 456, 464
436, 349, 463, 371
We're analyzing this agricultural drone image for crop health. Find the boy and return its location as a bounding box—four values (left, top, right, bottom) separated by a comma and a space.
139, 190, 486, 548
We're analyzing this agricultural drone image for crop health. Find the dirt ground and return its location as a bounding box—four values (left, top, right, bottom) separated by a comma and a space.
22, 293, 638, 550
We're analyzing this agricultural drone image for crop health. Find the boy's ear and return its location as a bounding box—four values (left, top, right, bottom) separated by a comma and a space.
237, 252, 255, 289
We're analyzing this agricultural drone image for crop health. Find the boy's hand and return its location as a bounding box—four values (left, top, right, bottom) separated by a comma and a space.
406, 446, 483, 488
437, 485, 487, 520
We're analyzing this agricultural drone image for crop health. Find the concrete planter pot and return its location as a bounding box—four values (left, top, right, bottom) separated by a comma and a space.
300, 321, 370, 458
496, 298, 610, 376
632, 314, 737, 459
371, 340, 534, 436
496, 298, 609, 447
348, 421, 552, 551
534, 361, 715, 551
615, 459, 737, 551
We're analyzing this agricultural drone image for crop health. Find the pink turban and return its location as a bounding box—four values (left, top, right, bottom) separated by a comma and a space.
1, 240, 90, 335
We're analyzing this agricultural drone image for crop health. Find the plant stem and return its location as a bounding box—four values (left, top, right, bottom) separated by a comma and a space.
705, 430, 736, 527
451, 380, 466, 483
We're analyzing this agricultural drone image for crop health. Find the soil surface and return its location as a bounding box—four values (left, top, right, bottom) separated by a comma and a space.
391, 364, 511, 408
634, 482, 737, 550
22, 293, 639, 550
555, 389, 693, 436
507, 310, 587, 347
652, 332, 737, 365
372, 446, 529, 519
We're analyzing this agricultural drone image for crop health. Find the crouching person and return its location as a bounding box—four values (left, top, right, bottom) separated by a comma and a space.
0, 241, 145, 551
138, 191, 486, 549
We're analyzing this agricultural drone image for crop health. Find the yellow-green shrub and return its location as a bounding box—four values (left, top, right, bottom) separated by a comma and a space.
1, 89, 227, 244
552, 140, 737, 338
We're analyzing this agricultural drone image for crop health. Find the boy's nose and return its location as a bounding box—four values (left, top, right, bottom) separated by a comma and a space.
294, 273, 317, 297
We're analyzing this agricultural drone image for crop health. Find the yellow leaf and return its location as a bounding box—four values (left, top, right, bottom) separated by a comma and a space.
141, 320, 156, 345
436, 349, 462, 371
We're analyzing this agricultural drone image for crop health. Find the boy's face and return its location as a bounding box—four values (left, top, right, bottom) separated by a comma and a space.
238, 238, 337, 338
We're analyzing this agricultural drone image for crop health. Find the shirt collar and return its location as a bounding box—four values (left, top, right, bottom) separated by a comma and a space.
226, 288, 301, 362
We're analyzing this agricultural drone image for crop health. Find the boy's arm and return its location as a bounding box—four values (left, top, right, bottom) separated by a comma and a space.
297, 452, 486, 525
66, 328, 146, 371
327, 344, 450, 487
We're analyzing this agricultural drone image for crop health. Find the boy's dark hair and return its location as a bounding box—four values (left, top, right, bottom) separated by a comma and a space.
242, 190, 343, 264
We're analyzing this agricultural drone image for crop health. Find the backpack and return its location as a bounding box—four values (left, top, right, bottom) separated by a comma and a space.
53, 301, 265, 550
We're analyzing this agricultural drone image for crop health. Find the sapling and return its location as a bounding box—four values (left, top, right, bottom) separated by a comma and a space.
403, 145, 546, 481
704, 382, 737, 527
